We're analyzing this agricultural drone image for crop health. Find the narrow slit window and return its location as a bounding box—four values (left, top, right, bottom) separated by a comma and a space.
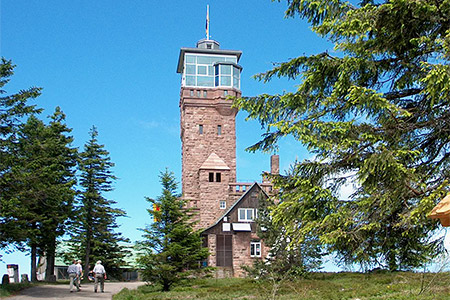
217, 125, 222, 136
199, 125, 203, 134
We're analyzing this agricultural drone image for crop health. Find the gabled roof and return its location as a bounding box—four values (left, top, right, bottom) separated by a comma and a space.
200, 153, 230, 170
202, 182, 269, 233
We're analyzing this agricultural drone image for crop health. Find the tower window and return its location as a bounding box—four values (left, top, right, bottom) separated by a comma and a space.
224, 90, 228, 96
220, 201, 226, 209
198, 65, 207, 75
203, 91, 207, 98
199, 125, 203, 134
209, 172, 214, 182
197, 91, 201, 97
190, 90, 194, 97
217, 125, 222, 136
216, 172, 221, 182
183, 54, 237, 88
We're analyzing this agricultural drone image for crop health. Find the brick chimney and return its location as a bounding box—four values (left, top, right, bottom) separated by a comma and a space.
271, 155, 279, 175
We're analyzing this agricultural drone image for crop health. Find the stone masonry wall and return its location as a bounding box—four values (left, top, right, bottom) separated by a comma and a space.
207, 234, 216, 268
180, 87, 239, 222
233, 232, 265, 278
198, 169, 231, 229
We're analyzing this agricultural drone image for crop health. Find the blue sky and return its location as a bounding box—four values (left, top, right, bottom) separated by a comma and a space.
0, 0, 338, 276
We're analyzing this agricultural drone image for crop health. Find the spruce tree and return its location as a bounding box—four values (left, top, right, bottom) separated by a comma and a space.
66, 126, 129, 279
138, 169, 209, 291
0, 58, 41, 252
235, 0, 450, 270
9, 108, 77, 281
245, 194, 322, 280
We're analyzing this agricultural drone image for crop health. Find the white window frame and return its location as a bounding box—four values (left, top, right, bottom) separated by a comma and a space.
219, 200, 226, 209
250, 241, 261, 257
238, 208, 256, 222
183, 53, 237, 88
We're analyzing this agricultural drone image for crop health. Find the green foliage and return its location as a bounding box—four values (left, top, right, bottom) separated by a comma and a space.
137, 170, 209, 292
3, 107, 77, 280
244, 193, 322, 281
234, 0, 450, 270
65, 126, 129, 279
0, 58, 41, 252
0, 282, 33, 297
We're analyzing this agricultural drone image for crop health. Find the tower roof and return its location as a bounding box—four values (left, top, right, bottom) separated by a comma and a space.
199, 153, 230, 170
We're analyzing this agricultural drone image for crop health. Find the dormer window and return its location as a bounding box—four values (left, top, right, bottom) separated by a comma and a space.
238, 208, 257, 222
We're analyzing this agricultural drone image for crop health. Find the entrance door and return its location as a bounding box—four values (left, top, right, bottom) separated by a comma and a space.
216, 234, 232, 267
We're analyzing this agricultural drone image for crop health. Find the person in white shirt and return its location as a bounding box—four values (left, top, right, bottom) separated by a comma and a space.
76, 260, 83, 287
92, 260, 106, 293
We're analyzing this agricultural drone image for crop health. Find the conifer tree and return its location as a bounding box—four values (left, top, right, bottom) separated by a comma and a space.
138, 170, 209, 291
0, 58, 41, 252
66, 126, 129, 279
245, 194, 322, 280
235, 0, 450, 270
9, 108, 77, 281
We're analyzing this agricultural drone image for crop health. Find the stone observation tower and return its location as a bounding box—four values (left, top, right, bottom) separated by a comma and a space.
176, 19, 278, 276
177, 38, 243, 229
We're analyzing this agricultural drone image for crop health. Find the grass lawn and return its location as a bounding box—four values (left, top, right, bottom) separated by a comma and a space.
113, 272, 450, 300
0, 282, 33, 298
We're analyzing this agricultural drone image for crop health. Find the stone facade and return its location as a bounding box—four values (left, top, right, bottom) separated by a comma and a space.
180, 87, 240, 229
177, 39, 278, 277
202, 183, 272, 277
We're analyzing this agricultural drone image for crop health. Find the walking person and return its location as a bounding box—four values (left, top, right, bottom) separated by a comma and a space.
93, 260, 106, 293
76, 259, 83, 287
67, 260, 80, 293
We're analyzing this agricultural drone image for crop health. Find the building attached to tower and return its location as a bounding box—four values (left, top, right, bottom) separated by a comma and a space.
177, 38, 278, 277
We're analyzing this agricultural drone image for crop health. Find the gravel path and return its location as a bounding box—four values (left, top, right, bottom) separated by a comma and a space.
1, 281, 145, 300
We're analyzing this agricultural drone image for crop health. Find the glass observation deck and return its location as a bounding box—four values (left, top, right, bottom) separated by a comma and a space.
177, 39, 242, 90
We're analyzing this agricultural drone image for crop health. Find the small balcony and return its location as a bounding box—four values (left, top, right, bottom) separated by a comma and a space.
229, 182, 274, 196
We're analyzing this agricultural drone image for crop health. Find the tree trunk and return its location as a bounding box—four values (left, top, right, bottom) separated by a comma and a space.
45, 238, 56, 281
83, 236, 91, 278
30, 244, 37, 282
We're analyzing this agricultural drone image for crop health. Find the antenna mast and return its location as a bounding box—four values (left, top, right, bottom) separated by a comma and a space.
206, 5, 210, 40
